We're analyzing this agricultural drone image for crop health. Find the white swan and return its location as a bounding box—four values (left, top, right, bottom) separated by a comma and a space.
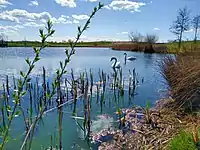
110, 57, 120, 68
124, 53, 137, 64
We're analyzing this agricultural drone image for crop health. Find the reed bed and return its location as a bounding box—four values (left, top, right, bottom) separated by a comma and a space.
159, 52, 200, 111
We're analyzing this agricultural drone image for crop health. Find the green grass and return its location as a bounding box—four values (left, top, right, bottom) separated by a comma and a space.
167, 41, 200, 53
7, 41, 112, 47
169, 130, 197, 150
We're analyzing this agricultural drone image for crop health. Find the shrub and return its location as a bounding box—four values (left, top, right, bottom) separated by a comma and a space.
144, 34, 158, 53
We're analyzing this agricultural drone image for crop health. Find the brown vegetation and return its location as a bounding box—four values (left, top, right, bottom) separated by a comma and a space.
159, 51, 200, 111
98, 99, 200, 150
111, 42, 168, 53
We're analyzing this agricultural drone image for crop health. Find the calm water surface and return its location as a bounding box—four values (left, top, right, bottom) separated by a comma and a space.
0, 47, 168, 150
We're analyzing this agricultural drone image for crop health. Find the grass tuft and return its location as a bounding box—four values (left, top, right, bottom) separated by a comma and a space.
169, 130, 197, 150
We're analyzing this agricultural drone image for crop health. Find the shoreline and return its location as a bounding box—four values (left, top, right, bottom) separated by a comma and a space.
91, 98, 200, 150
2, 41, 200, 55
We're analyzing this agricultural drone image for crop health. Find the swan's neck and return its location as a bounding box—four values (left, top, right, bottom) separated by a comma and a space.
113, 58, 117, 68
124, 55, 127, 65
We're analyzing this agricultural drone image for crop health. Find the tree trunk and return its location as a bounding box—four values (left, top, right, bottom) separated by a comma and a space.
194, 27, 198, 44
179, 31, 183, 50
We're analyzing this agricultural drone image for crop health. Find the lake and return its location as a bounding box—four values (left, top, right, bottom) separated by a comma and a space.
0, 47, 168, 150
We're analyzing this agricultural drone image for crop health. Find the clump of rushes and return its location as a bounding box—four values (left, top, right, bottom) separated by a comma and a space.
80, 72, 85, 94
96, 83, 100, 103
128, 69, 132, 96
83, 71, 89, 135
20, 3, 104, 150
142, 101, 152, 125
132, 69, 136, 96
119, 68, 124, 96
90, 69, 93, 99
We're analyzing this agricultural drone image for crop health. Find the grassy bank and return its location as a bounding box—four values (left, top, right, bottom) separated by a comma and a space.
5, 40, 200, 55
7, 41, 112, 47
112, 41, 200, 53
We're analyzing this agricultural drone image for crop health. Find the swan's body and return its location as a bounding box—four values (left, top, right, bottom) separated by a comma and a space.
112, 61, 120, 68
110, 57, 120, 68
127, 56, 137, 61
124, 53, 136, 64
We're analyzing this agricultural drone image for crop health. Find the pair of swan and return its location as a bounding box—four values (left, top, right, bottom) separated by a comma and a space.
110, 53, 137, 68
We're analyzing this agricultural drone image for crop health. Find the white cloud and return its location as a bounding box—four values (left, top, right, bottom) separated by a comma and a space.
0, 13, 18, 22
185, 29, 194, 33
41, 15, 72, 24
51, 15, 72, 24
106, 0, 146, 12
104, 5, 111, 10
85, 0, 98, 2
153, 27, 160, 31
0, 9, 51, 23
0, 24, 24, 31
0, 24, 22, 37
23, 22, 45, 27
72, 14, 89, 20
0, 8, 86, 27
117, 31, 128, 35
55, 0, 76, 8
0, 0, 12, 8
73, 20, 79, 24
28, 0, 39, 6
1, 30, 18, 36
14, 25, 24, 29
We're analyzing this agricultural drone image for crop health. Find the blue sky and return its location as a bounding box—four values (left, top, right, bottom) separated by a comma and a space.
0, 0, 199, 42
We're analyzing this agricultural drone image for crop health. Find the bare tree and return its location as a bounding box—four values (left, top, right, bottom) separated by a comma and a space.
192, 15, 200, 44
170, 7, 190, 49
143, 34, 159, 53
129, 31, 143, 43
144, 34, 158, 44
